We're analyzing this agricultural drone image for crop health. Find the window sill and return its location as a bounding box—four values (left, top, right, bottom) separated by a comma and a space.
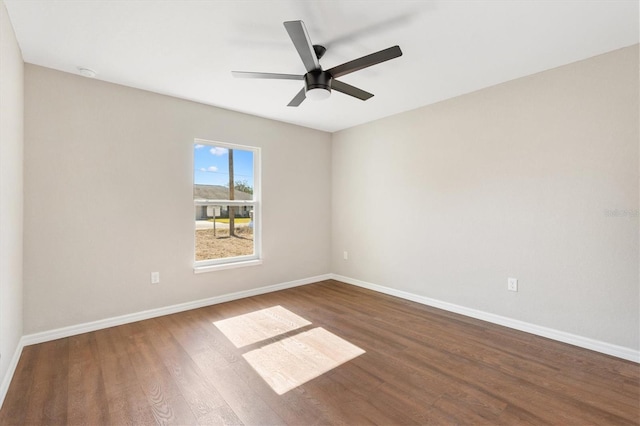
193, 259, 263, 274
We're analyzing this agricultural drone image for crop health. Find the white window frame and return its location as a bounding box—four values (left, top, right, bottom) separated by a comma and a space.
193, 139, 261, 273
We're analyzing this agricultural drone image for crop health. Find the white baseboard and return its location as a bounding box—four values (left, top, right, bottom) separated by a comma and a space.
21, 274, 332, 347
0, 336, 25, 411
331, 274, 640, 363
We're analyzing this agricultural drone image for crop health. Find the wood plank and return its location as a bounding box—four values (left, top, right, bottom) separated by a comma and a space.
67, 333, 111, 425
164, 311, 285, 425
106, 383, 157, 425
23, 339, 70, 425
150, 315, 240, 423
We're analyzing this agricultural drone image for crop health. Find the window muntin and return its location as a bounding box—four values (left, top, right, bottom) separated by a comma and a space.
194, 140, 260, 269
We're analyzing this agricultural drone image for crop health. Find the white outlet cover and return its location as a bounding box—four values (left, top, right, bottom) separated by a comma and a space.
508, 277, 518, 291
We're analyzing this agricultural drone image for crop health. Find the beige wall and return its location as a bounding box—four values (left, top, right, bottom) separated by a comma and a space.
332, 46, 639, 350
19, 40, 640, 353
23, 65, 331, 334
0, 0, 24, 386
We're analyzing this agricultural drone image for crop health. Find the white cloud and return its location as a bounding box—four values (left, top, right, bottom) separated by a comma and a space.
210, 147, 228, 156
199, 166, 218, 172
194, 144, 205, 149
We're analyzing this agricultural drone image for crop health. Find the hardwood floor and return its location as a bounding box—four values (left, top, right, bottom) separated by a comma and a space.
1, 280, 638, 425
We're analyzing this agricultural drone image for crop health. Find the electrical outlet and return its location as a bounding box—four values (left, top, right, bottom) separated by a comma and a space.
151, 272, 160, 284
343, 251, 348, 260
508, 277, 518, 292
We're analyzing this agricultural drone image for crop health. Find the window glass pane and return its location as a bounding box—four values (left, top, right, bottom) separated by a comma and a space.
193, 144, 254, 200
195, 204, 254, 261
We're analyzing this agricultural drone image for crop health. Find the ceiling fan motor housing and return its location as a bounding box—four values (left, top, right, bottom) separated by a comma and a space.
305, 70, 332, 93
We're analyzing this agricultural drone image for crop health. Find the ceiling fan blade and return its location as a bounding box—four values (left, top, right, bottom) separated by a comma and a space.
331, 80, 374, 101
283, 20, 320, 72
232, 71, 304, 80
287, 87, 306, 107
327, 46, 402, 78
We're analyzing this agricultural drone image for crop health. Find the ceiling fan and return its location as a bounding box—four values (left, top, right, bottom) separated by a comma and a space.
232, 20, 403, 107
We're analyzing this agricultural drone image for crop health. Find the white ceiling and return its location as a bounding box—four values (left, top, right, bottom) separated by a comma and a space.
4, 0, 639, 132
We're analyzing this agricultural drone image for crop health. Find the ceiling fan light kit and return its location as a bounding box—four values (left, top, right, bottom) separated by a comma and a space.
306, 87, 331, 101
304, 70, 332, 100
232, 20, 402, 107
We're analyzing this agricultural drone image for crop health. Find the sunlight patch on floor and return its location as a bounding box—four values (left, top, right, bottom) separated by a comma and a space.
214, 306, 365, 394
242, 327, 366, 395
213, 305, 311, 348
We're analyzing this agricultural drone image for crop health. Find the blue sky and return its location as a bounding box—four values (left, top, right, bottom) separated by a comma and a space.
193, 143, 254, 187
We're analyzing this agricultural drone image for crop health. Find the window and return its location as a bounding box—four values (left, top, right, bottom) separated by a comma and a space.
193, 139, 260, 271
